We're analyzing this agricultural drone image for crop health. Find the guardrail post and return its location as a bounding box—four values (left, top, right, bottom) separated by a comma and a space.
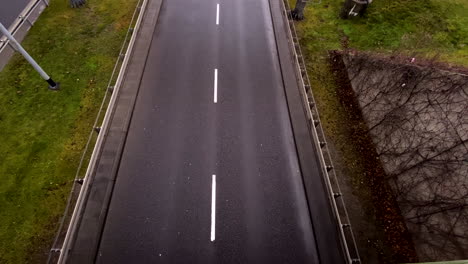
7, 41, 18, 51
333, 192, 342, 198
19, 15, 33, 27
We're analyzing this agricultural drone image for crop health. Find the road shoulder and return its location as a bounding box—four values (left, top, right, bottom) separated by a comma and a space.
268, 0, 346, 262
64, 0, 163, 262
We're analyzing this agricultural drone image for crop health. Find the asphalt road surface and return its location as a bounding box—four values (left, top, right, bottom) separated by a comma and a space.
0, 0, 31, 28
75, 0, 344, 262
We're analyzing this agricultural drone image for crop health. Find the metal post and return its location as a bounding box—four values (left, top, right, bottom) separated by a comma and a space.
0, 22, 59, 90
19, 15, 34, 27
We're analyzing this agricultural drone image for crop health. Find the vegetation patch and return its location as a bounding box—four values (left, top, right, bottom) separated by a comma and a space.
0, 0, 137, 262
291, 0, 468, 66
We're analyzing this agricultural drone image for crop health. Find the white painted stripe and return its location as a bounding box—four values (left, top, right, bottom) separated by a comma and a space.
216, 4, 220, 25
214, 69, 218, 103
211, 174, 216, 242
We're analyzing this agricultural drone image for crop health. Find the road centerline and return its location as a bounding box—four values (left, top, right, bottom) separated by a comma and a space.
214, 69, 218, 103
216, 4, 220, 25
211, 174, 216, 242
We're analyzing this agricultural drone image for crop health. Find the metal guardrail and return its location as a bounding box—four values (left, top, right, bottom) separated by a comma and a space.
46, 0, 148, 262
0, 0, 49, 71
279, 0, 361, 263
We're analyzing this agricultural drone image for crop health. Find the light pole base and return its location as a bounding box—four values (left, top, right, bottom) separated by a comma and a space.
49, 82, 60, 90
47, 78, 60, 90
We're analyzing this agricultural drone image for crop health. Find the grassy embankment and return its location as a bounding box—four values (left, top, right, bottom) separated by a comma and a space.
290, 0, 467, 262
0, 0, 137, 262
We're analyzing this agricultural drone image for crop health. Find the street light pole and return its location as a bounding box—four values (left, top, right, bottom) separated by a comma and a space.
0, 22, 59, 90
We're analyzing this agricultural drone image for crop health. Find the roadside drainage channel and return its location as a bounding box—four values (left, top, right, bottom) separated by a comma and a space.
46, 0, 148, 262
279, 0, 361, 263
0, 0, 48, 71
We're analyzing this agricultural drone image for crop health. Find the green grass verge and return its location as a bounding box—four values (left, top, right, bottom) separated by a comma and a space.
292, 0, 468, 65
0, 0, 137, 262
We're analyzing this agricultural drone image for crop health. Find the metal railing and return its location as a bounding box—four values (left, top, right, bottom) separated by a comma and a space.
46, 0, 148, 262
279, 0, 361, 262
0, 0, 49, 71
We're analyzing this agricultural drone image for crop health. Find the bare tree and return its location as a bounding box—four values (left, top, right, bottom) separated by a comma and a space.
343, 53, 468, 261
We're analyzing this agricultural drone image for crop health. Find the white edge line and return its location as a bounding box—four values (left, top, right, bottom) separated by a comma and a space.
211, 174, 216, 242
216, 4, 220, 25
214, 69, 218, 103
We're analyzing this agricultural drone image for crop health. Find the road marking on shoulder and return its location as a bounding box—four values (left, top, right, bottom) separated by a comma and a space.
214, 69, 218, 103
216, 4, 220, 25
211, 174, 216, 242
